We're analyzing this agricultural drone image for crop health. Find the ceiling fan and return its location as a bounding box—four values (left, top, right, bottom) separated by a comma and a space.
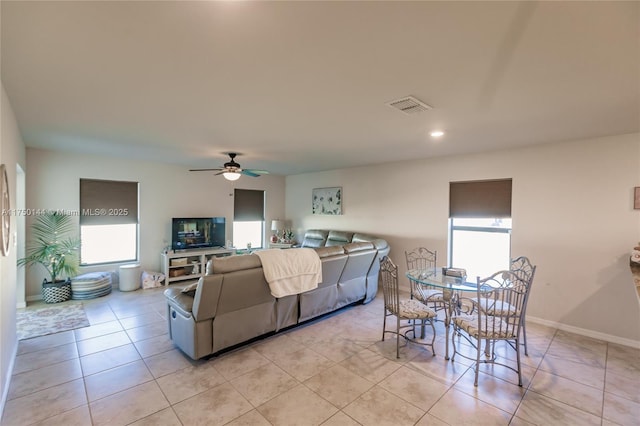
189, 153, 269, 181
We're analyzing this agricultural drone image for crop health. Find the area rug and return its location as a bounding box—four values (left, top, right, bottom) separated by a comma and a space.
17, 303, 90, 340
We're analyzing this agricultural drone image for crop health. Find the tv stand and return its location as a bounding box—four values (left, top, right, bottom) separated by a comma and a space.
161, 248, 234, 285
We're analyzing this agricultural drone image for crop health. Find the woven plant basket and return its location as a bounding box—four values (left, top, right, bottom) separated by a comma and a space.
42, 278, 72, 304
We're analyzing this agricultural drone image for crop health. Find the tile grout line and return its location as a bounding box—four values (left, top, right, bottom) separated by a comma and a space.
601, 342, 609, 426
508, 327, 556, 424
6, 289, 637, 425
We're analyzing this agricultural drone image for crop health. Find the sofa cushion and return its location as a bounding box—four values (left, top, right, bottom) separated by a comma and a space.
343, 242, 375, 253
301, 230, 329, 248
351, 233, 374, 243
209, 254, 262, 274
352, 233, 389, 251
326, 231, 354, 246
315, 246, 345, 258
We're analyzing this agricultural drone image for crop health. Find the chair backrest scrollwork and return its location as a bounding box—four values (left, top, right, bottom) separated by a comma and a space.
476, 270, 529, 338
405, 247, 437, 300
510, 256, 536, 285
405, 247, 437, 271
380, 256, 400, 315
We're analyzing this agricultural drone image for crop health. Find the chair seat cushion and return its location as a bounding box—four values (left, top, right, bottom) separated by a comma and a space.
415, 288, 450, 304
472, 298, 519, 316
453, 314, 516, 339
398, 299, 436, 319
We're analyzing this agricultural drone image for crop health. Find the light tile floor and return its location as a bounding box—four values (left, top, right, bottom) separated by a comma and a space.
2, 284, 639, 425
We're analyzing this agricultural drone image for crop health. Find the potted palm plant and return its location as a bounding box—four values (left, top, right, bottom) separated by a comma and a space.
18, 213, 81, 303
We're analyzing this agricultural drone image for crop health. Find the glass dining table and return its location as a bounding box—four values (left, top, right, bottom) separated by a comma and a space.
406, 268, 478, 360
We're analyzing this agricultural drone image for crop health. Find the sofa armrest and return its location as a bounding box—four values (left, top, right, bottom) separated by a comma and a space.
164, 288, 195, 318
164, 274, 224, 322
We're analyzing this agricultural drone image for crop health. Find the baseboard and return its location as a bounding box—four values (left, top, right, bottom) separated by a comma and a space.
0, 339, 18, 420
25, 294, 42, 303
15, 301, 26, 309
527, 315, 640, 349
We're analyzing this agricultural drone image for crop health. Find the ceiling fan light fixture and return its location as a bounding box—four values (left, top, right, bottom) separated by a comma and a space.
223, 171, 241, 181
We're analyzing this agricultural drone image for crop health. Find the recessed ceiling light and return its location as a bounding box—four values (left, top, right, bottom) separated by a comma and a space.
430, 130, 445, 138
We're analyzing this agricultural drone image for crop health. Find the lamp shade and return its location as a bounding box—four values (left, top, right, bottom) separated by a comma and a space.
271, 220, 285, 231
223, 172, 241, 181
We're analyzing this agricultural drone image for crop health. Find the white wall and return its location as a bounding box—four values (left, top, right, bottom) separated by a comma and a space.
21, 133, 640, 346
25, 148, 286, 299
0, 84, 27, 418
286, 133, 640, 345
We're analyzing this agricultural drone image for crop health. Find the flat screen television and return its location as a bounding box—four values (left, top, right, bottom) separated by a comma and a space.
172, 217, 226, 251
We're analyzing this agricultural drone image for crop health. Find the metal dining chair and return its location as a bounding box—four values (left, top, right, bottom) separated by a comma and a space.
509, 256, 536, 355
451, 270, 529, 386
405, 248, 448, 314
380, 256, 437, 358
470, 256, 536, 357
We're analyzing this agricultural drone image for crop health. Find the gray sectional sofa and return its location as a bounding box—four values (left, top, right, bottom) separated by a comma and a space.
164, 230, 389, 359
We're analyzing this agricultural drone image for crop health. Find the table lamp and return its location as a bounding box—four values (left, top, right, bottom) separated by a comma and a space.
271, 220, 284, 243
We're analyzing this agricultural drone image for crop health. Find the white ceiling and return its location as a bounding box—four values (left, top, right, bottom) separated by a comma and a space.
1, 1, 638, 176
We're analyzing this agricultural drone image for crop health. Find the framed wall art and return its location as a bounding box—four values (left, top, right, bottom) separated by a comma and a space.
1, 164, 10, 256
312, 187, 342, 215
635, 187, 640, 210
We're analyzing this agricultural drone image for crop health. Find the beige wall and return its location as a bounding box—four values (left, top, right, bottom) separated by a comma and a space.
286, 133, 640, 345
25, 148, 286, 300
17, 132, 640, 346
0, 84, 27, 417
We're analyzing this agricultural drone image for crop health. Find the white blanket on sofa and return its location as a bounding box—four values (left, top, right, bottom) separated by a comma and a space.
255, 248, 322, 298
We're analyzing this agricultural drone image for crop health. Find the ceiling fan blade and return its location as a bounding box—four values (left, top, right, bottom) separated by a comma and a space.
241, 169, 269, 177
190, 154, 268, 178
189, 168, 224, 172
244, 169, 269, 175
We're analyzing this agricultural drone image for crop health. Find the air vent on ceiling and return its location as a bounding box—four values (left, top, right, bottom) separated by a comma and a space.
387, 96, 433, 115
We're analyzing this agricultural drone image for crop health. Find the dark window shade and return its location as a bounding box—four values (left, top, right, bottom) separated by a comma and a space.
80, 179, 139, 225
234, 189, 265, 221
449, 179, 512, 218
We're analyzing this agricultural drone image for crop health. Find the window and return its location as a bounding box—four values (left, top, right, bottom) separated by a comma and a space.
450, 218, 511, 279
79, 179, 138, 265
449, 179, 512, 280
233, 189, 264, 249
80, 224, 137, 264
233, 221, 264, 250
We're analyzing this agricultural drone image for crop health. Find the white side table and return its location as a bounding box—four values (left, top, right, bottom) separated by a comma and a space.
119, 263, 141, 291
268, 242, 296, 249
